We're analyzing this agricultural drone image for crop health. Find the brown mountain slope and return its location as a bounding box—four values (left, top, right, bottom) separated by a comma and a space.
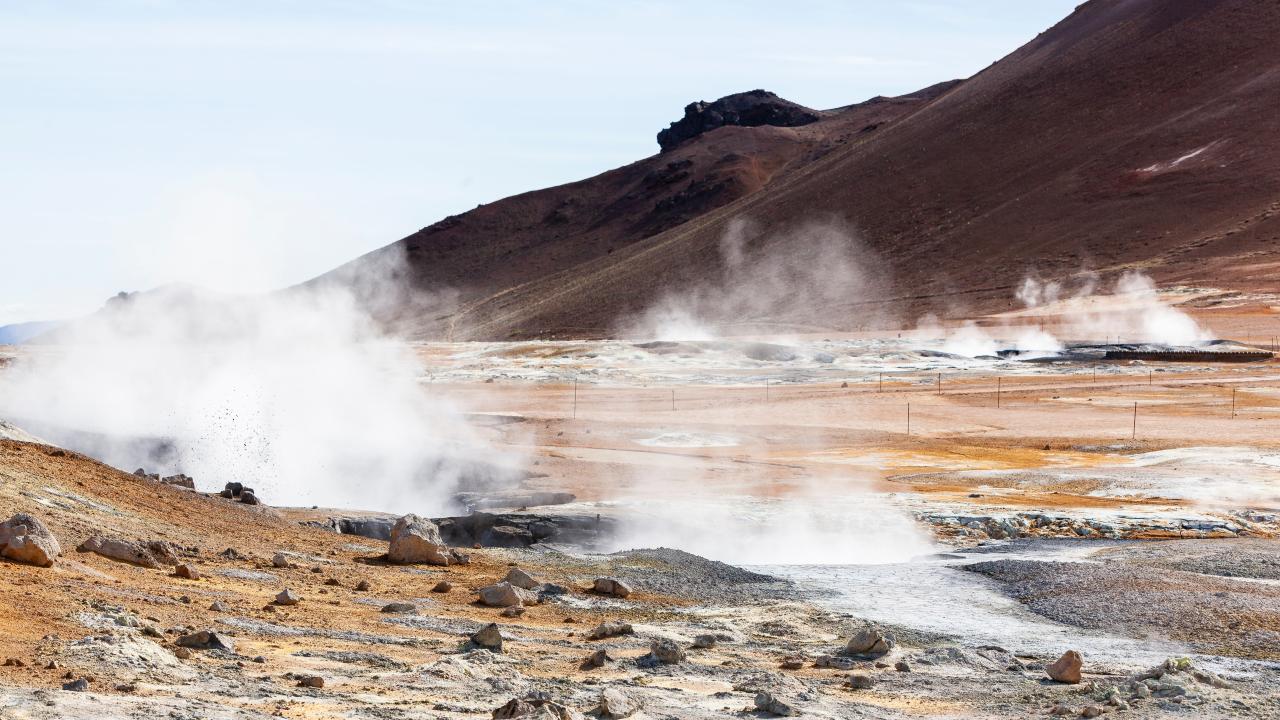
324, 0, 1280, 339
308, 85, 959, 337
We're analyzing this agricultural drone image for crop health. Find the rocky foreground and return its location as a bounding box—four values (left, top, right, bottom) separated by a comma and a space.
2, 440, 1280, 718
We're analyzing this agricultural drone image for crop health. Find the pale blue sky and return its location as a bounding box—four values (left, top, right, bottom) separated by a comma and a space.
0, 1, 1078, 325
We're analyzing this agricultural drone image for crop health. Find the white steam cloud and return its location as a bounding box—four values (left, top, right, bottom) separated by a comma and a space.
923, 270, 1211, 357
0, 253, 509, 513
623, 217, 890, 340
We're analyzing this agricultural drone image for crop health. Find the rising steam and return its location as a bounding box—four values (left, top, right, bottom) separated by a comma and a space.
0, 252, 508, 513
922, 270, 1212, 356
623, 217, 891, 340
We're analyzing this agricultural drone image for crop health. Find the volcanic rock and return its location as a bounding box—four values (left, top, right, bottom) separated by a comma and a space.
471, 623, 504, 652
657, 90, 821, 152
0, 513, 60, 567
754, 691, 799, 717
387, 514, 452, 565
77, 535, 177, 569
848, 672, 875, 689
275, 588, 301, 606
503, 566, 539, 590
647, 638, 685, 665
591, 577, 632, 598
298, 675, 324, 688
1047, 650, 1083, 684
380, 602, 416, 614
692, 634, 716, 649
432, 580, 452, 593
271, 552, 290, 568
598, 687, 639, 718
845, 627, 893, 657
478, 581, 536, 608
580, 648, 612, 670
62, 678, 89, 692
174, 563, 200, 579
586, 621, 634, 640
175, 630, 235, 653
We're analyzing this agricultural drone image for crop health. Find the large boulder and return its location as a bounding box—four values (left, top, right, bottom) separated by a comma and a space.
387, 514, 451, 565
77, 535, 178, 569
0, 513, 60, 567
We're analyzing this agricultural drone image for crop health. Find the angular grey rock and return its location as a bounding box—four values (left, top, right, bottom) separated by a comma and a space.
77, 535, 177, 569
274, 588, 301, 606
471, 622, 504, 652
175, 630, 235, 653
478, 581, 536, 607
271, 552, 290, 568
380, 602, 416, 614
387, 514, 452, 565
61, 678, 89, 692
580, 648, 612, 670
503, 566, 539, 590
692, 634, 716, 649
648, 638, 685, 665
501, 605, 526, 618
592, 577, 633, 598
845, 627, 893, 657
0, 513, 60, 567
754, 691, 799, 717
492, 694, 586, 720
586, 621, 634, 641
598, 687, 639, 719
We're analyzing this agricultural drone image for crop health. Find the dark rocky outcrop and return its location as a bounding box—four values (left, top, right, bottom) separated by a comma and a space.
657, 90, 820, 152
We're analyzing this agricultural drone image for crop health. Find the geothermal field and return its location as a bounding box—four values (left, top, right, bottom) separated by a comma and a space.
4, 1, 1280, 718
3, 280, 1280, 719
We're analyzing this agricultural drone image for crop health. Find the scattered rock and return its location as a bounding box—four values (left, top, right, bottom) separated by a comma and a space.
586, 621, 634, 641
501, 605, 526, 618
271, 552, 290, 568
3, 658, 24, 667
324, 578, 340, 586
1047, 650, 1083, 684
478, 581, 536, 608
174, 563, 200, 579
209, 601, 230, 612
239, 490, 261, 505
432, 580, 452, 593
754, 690, 799, 717
298, 675, 324, 688
174, 647, 192, 660
895, 660, 911, 672
354, 580, 370, 591
380, 602, 416, 614
647, 638, 685, 665
845, 627, 893, 657
0, 513, 61, 567
160, 473, 195, 489
61, 678, 89, 692
387, 514, 453, 565
492, 693, 585, 720
598, 687, 640, 718
274, 588, 301, 606
503, 567, 539, 590
815, 655, 857, 670
471, 623, 504, 652
175, 630, 235, 653
692, 634, 716, 649
77, 535, 178, 569
780, 656, 805, 670
580, 649, 612, 670
1081, 707, 1104, 718
848, 672, 875, 689
592, 577, 633, 598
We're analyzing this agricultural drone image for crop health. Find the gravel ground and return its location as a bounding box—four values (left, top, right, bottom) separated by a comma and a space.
964, 559, 1280, 659
1096, 539, 1280, 580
